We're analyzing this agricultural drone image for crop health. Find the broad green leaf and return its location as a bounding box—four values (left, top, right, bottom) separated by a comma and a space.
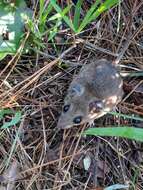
0, 1, 32, 60
84, 127, 143, 142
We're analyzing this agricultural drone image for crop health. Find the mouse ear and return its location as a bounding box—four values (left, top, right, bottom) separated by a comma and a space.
69, 83, 84, 97
88, 100, 104, 114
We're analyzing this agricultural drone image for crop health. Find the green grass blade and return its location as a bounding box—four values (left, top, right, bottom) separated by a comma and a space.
39, 0, 44, 20
48, 4, 72, 21
109, 111, 143, 122
78, 0, 119, 32
84, 127, 143, 142
73, 0, 83, 31
41, 3, 53, 24
48, 19, 62, 41
128, 72, 143, 77
39, 2, 53, 32
89, 0, 119, 22
50, 0, 75, 32
78, 0, 101, 32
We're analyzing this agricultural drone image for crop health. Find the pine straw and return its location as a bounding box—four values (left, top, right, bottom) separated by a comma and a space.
0, 0, 143, 189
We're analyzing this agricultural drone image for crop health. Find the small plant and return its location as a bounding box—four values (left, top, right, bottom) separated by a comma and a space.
29, 0, 120, 44
0, 0, 120, 54
50, 0, 120, 33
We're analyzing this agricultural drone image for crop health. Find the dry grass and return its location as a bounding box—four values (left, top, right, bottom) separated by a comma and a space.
0, 0, 143, 189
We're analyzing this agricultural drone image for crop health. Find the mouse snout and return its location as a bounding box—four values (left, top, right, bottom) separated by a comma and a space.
57, 123, 72, 129
57, 116, 73, 129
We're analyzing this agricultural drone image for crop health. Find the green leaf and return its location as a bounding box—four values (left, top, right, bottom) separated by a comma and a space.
109, 111, 143, 122
40, 0, 44, 18
89, 0, 119, 22
48, 19, 62, 41
128, 72, 143, 77
48, 5, 71, 21
73, 0, 83, 31
39, 1, 53, 32
0, 110, 21, 129
0, 1, 32, 60
78, 0, 101, 32
84, 127, 143, 142
78, 0, 119, 32
50, 0, 75, 32
0, 52, 8, 60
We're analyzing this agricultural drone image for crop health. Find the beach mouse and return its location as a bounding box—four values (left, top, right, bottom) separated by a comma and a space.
57, 59, 123, 129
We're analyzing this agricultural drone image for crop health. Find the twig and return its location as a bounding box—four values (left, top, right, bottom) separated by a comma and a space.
76, 38, 119, 57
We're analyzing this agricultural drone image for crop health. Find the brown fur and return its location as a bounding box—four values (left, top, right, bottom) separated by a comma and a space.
57, 59, 123, 129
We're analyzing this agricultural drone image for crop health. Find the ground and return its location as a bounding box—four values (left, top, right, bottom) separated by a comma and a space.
0, 0, 143, 189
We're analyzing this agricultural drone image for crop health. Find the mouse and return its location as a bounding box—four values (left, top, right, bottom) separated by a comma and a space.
57, 59, 123, 129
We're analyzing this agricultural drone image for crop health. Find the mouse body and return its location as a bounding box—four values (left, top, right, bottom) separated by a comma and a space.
57, 59, 123, 129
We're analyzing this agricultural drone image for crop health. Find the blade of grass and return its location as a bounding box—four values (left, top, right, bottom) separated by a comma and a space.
128, 72, 143, 77
50, 0, 75, 32
48, 5, 72, 41
48, 19, 62, 41
84, 127, 143, 142
39, 2, 53, 32
48, 4, 72, 21
39, 0, 44, 20
73, 0, 83, 31
109, 111, 143, 122
78, 0, 119, 32
41, 3, 53, 24
89, 0, 119, 22
78, 0, 101, 32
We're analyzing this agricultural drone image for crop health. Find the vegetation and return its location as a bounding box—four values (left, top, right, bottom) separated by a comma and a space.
0, 0, 143, 189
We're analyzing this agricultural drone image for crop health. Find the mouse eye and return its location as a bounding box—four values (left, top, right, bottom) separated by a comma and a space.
63, 105, 70, 113
89, 100, 103, 113
73, 116, 82, 124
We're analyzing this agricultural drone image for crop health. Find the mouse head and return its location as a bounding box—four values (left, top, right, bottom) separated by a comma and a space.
57, 83, 108, 129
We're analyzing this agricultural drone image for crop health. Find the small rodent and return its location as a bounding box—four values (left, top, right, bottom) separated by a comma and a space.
57, 59, 123, 129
